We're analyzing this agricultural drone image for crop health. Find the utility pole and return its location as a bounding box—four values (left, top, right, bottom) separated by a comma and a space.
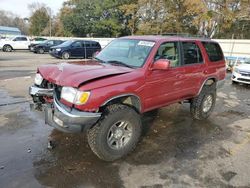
49, 9, 52, 37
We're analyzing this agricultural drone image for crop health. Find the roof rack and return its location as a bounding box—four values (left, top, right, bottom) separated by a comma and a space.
156, 33, 210, 39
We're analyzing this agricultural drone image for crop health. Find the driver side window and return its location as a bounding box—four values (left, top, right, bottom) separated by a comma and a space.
72, 41, 82, 48
154, 42, 180, 67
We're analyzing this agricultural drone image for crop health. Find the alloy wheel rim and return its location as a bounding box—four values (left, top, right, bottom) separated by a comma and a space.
64, 53, 69, 59
203, 94, 213, 113
6, 46, 11, 52
107, 120, 133, 150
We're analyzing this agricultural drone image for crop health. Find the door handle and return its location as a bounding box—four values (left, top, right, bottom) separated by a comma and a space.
203, 70, 208, 74
176, 75, 184, 79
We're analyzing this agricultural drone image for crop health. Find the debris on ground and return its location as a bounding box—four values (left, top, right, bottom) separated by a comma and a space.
47, 141, 55, 150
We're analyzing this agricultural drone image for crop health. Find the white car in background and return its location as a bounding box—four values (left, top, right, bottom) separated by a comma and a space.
232, 59, 250, 84
0, 36, 31, 52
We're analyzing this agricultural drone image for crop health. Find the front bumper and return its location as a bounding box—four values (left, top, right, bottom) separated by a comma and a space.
49, 50, 61, 58
45, 98, 101, 133
29, 85, 101, 133
232, 72, 250, 84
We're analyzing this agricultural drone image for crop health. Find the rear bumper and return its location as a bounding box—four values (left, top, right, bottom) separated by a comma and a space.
29, 85, 101, 133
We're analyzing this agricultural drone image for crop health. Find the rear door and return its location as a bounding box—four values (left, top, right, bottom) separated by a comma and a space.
178, 41, 205, 98
202, 42, 226, 81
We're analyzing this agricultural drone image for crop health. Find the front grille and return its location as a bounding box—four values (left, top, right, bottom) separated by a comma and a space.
240, 73, 250, 77
238, 78, 250, 82
40, 79, 53, 89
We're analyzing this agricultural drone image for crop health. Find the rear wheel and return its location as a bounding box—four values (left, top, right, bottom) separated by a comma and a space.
62, 52, 70, 59
190, 84, 216, 120
3, 45, 12, 52
87, 104, 142, 161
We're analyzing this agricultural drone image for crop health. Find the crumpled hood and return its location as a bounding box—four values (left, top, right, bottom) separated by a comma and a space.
38, 60, 133, 87
237, 64, 250, 72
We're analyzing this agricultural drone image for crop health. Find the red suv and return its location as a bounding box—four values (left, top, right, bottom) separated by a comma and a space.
29, 36, 226, 161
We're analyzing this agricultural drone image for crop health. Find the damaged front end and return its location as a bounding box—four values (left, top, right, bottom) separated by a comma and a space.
29, 76, 101, 133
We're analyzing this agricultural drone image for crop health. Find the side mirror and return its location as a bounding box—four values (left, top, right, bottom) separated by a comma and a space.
93, 51, 100, 57
152, 59, 170, 70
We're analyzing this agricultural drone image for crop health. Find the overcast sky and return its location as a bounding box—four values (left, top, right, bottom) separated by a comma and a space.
0, 0, 64, 17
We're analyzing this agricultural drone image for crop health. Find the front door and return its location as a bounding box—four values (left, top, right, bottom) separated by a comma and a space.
144, 41, 186, 111
71, 41, 84, 57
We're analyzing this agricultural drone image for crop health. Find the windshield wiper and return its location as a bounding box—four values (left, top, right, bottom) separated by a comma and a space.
107, 60, 134, 68
94, 57, 106, 64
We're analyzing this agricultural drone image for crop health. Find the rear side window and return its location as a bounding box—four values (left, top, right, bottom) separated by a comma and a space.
182, 42, 203, 65
202, 42, 223, 62
47, 40, 54, 45
20, 37, 27, 41
55, 40, 63, 45
15, 37, 27, 41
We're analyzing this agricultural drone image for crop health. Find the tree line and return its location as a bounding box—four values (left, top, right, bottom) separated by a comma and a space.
1, 0, 250, 39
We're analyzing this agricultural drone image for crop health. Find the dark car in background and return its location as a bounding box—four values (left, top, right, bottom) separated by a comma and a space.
49, 40, 101, 59
33, 40, 64, 54
29, 37, 47, 51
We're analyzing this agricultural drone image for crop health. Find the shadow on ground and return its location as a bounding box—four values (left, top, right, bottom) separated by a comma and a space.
33, 103, 236, 188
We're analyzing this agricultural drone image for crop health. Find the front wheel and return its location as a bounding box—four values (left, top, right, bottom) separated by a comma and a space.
38, 48, 45, 54
62, 52, 70, 59
190, 84, 216, 120
87, 104, 142, 161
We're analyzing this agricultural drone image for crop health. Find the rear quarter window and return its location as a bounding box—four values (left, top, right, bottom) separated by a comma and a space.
202, 42, 224, 62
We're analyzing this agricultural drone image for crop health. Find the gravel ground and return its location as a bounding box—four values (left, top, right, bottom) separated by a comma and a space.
0, 51, 250, 188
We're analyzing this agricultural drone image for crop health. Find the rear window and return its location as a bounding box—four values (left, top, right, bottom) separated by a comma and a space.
92, 42, 100, 47
202, 42, 224, 62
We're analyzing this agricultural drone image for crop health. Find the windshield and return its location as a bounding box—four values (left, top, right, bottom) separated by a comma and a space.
243, 58, 250, 64
59, 40, 74, 47
96, 39, 155, 68
236, 58, 250, 66
41, 40, 49, 44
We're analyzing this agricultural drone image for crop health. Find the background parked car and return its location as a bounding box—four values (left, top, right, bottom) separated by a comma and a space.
33, 40, 65, 54
29, 37, 47, 51
232, 58, 250, 84
49, 40, 101, 59
0, 36, 30, 52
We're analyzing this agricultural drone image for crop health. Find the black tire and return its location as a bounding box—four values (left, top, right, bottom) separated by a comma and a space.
62, 52, 70, 59
38, 48, 45, 54
87, 104, 142, 161
190, 84, 216, 120
232, 80, 238, 84
3, 45, 12, 52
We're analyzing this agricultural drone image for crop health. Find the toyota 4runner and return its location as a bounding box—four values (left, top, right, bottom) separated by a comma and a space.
29, 36, 226, 161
